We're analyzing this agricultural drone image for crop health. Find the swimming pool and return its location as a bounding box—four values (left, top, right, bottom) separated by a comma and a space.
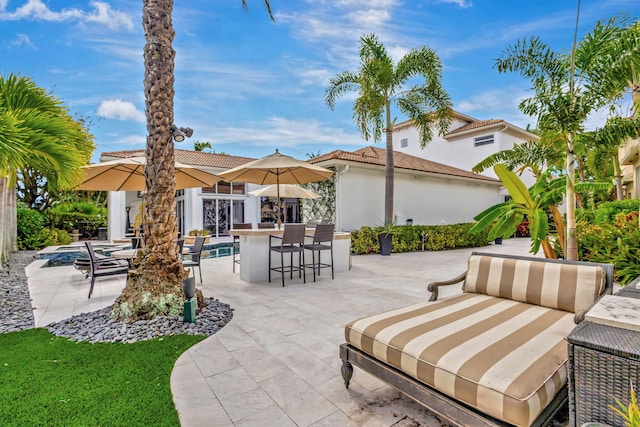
39, 242, 234, 267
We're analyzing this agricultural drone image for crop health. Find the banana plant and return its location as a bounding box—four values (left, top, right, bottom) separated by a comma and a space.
472, 164, 612, 257
471, 164, 561, 257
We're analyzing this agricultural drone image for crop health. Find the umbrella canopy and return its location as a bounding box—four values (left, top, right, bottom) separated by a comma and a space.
77, 156, 222, 191
218, 149, 333, 228
248, 184, 320, 199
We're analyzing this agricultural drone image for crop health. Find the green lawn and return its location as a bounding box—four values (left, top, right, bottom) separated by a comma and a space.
0, 328, 204, 427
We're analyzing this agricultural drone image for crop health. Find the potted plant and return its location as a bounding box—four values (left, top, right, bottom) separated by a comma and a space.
376, 222, 397, 256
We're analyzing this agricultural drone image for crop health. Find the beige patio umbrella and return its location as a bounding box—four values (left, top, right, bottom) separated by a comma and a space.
218, 149, 333, 228
248, 184, 320, 199
77, 156, 222, 191
249, 184, 320, 224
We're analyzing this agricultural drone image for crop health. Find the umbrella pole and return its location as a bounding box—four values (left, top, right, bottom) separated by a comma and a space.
277, 179, 282, 229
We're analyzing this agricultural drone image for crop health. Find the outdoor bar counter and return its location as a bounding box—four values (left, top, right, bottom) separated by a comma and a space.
229, 227, 351, 283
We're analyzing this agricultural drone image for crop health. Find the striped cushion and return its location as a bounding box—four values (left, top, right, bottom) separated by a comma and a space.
464, 255, 605, 313
345, 294, 575, 427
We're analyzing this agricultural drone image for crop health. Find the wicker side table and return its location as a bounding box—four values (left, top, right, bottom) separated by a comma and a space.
568, 315, 640, 426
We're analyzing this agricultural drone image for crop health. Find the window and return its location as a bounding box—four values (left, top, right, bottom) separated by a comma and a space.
201, 181, 245, 194
474, 134, 494, 147
400, 138, 408, 148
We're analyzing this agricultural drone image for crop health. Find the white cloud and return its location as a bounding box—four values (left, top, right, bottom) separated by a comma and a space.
457, 87, 533, 128
348, 9, 390, 28
437, 0, 473, 8
84, 2, 134, 31
3, 33, 36, 49
0, 1, 134, 31
204, 117, 364, 149
97, 99, 145, 122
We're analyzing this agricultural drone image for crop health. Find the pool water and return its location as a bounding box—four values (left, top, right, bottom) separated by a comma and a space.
40, 242, 234, 267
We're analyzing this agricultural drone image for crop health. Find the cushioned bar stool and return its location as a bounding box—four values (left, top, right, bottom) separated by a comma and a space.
304, 223, 335, 281
232, 223, 252, 273
268, 223, 306, 287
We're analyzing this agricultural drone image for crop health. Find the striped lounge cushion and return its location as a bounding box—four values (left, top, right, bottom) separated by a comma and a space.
464, 255, 605, 313
345, 293, 576, 427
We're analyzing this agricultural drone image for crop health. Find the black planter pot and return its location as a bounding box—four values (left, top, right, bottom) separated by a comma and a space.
494, 237, 503, 245
182, 277, 196, 299
378, 233, 393, 256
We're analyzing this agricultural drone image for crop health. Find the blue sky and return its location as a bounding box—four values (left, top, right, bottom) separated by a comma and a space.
0, 0, 637, 162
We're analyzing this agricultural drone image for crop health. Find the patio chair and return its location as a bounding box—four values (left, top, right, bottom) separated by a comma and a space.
268, 223, 306, 287
131, 236, 143, 249
84, 241, 129, 299
258, 222, 275, 229
183, 236, 205, 283
232, 223, 252, 273
303, 223, 335, 281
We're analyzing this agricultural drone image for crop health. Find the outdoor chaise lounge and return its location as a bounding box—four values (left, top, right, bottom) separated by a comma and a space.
340, 252, 614, 426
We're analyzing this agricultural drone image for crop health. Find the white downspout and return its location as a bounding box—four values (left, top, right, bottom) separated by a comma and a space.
335, 165, 349, 231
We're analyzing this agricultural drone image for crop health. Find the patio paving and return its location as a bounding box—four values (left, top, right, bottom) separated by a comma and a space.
26, 238, 536, 426
173, 238, 536, 427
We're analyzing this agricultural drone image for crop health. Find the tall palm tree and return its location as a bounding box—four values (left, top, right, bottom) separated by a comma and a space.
0, 73, 93, 266
325, 34, 453, 225
495, 15, 640, 260
113, 0, 273, 321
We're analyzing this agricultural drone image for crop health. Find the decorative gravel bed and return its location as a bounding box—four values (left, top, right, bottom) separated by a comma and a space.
0, 251, 37, 333
0, 250, 233, 342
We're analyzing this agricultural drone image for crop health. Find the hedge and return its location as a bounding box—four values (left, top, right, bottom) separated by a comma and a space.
350, 223, 491, 255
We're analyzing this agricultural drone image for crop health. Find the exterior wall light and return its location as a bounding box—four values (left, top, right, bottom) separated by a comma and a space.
171, 125, 194, 142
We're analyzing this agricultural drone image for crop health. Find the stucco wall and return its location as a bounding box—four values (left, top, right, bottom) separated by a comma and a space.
392, 123, 536, 188
337, 166, 501, 232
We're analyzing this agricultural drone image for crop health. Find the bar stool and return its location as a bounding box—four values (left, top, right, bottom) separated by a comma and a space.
258, 222, 275, 229
232, 223, 252, 273
268, 223, 306, 287
303, 223, 335, 281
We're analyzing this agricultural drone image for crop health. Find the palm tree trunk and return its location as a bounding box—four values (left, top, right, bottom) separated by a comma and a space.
142, 0, 179, 261
0, 177, 6, 269
384, 101, 394, 225
566, 132, 578, 260
113, 0, 187, 321
612, 153, 624, 200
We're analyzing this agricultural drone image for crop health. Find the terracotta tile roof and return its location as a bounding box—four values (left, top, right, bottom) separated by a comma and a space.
309, 146, 498, 183
100, 149, 256, 169
446, 119, 505, 136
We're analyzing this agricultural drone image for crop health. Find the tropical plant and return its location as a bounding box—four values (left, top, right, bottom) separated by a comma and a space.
112, 0, 273, 321
193, 140, 212, 152
471, 164, 565, 257
0, 73, 94, 265
495, 15, 640, 260
376, 221, 398, 237
581, 115, 640, 199
611, 383, 640, 427
325, 33, 453, 226
472, 139, 563, 179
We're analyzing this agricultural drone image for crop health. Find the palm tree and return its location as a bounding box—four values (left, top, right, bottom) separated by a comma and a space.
495, 15, 640, 260
325, 34, 453, 225
0, 73, 94, 266
193, 141, 212, 152
112, 0, 273, 321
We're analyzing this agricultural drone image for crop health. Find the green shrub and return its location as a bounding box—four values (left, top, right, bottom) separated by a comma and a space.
350, 223, 491, 255
580, 199, 640, 225
49, 202, 107, 233
578, 211, 640, 285
17, 207, 74, 249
